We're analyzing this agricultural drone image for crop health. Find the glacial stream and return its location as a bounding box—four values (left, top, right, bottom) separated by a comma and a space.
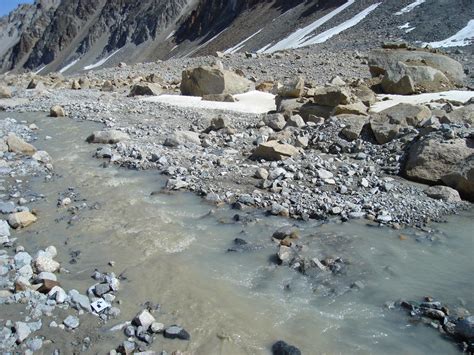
3, 112, 474, 354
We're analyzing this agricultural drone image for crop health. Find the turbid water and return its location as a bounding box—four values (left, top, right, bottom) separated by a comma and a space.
2, 112, 473, 354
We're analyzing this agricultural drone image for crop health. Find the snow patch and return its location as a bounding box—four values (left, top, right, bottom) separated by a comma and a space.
59, 59, 79, 74
83, 49, 121, 71
395, 0, 425, 15
261, 0, 356, 53
423, 19, 474, 48
141, 91, 275, 114
34, 66, 46, 75
298, 3, 381, 47
370, 91, 474, 113
166, 30, 176, 40
398, 22, 410, 29
224, 29, 263, 54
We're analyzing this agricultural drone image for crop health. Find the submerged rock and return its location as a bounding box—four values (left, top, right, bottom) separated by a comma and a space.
272, 340, 302, 355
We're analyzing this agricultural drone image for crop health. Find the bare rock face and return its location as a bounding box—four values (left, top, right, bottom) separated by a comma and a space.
370, 103, 431, 144
180, 66, 254, 97
405, 136, 474, 201
368, 49, 465, 95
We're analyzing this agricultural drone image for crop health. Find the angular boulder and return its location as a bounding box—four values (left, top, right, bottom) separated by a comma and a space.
180, 66, 254, 96
370, 103, 431, 144
50, 105, 66, 117
338, 114, 369, 141
6, 133, 37, 155
0, 85, 12, 99
8, 211, 37, 229
313, 86, 351, 107
278, 77, 304, 98
405, 136, 474, 201
425, 186, 461, 203
252, 141, 299, 161
368, 49, 464, 94
129, 83, 162, 97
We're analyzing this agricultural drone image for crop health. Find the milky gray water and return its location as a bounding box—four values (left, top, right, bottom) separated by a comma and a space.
4, 112, 473, 354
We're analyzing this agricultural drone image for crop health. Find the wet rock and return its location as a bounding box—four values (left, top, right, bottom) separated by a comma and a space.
271, 340, 301, 355
454, 316, 474, 341
272, 226, 299, 240
49, 105, 66, 117
86, 130, 130, 144
163, 325, 190, 340
6, 133, 37, 155
425, 186, 461, 202
63, 315, 80, 329
133, 310, 155, 330
129, 83, 162, 97
8, 211, 37, 229
181, 65, 253, 96
252, 141, 298, 161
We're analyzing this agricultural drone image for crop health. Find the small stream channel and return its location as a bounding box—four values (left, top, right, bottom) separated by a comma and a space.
2, 112, 473, 354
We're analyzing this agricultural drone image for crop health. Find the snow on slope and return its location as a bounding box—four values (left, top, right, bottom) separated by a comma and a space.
83, 49, 121, 71
395, 0, 425, 15
224, 29, 263, 54
59, 59, 79, 74
424, 19, 474, 48
261, 0, 356, 53
298, 3, 381, 47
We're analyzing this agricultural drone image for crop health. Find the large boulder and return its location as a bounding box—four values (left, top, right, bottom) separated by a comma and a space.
278, 77, 304, 98
370, 103, 431, 144
0, 85, 12, 98
252, 141, 299, 161
313, 86, 351, 107
6, 133, 37, 155
129, 83, 162, 97
180, 66, 254, 97
338, 114, 369, 141
405, 136, 474, 201
50, 105, 66, 117
368, 49, 465, 94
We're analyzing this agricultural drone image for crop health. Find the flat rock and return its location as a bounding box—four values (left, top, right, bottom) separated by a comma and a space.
252, 141, 298, 161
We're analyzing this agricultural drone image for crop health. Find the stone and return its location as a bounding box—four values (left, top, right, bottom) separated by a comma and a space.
278, 77, 304, 98
163, 325, 190, 340
425, 186, 461, 202
252, 141, 299, 161
69, 290, 91, 311
71, 80, 81, 90
94, 283, 111, 297
6, 133, 37, 155
0, 85, 12, 98
15, 322, 31, 343
8, 211, 37, 229
14, 251, 32, 268
129, 83, 162, 96
333, 101, 368, 116
86, 130, 130, 144
339, 115, 368, 141
255, 168, 269, 180
101, 80, 114, 92
405, 137, 473, 201
271, 340, 301, 355
133, 310, 155, 330
277, 245, 294, 264
0, 220, 10, 237
34, 255, 60, 273
0, 201, 16, 214
272, 226, 299, 240
368, 49, 464, 94
353, 85, 377, 106
164, 131, 201, 147
454, 316, 474, 341
48, 286, 67, 303
264, 113, 286, 131
63, 315, 80, 329
37, 279, 60, 294
150, 322, 165, 333
49, 105, 66, 117
285, 115, 305, 128
317, 169, 333, 180
313, 86, 351, 107
370, 103, 431, 144
328, 76, 346, 86
181, 66, 254, 96
32, 150, 52, 164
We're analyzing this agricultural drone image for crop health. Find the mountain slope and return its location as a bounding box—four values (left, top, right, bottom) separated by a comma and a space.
0, 0, 472, 74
